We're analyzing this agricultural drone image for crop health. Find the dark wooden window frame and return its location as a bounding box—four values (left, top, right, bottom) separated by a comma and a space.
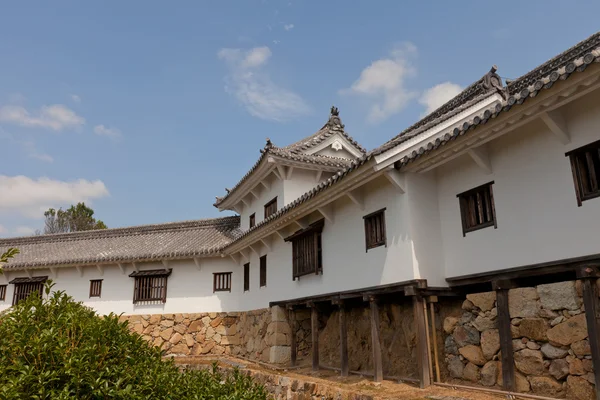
243, 263, 250, 292
0, 284, 6, 301
89, 279, 103, 298
10, 277, 47, 305
264, 197, 278, 219
457, 181, 497, 236
363, 208, 387, 251
129, 269, 171, 303
213, 272, 232, 292
566, 139, 600, 206
285, 219, 324, 280
260, 255, 267, 287
249, 213, 256, 229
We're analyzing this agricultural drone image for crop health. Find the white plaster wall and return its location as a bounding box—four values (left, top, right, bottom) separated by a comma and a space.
240, 174, 283, 230
282, 168, 323, 207
436, 90, 600, 279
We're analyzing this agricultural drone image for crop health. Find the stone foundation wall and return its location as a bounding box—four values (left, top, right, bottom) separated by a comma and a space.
442, 281, 597, 399
121, 306, 292, 364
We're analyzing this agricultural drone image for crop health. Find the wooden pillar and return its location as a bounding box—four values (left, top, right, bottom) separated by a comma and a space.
578, 266, 600, 400
494, 280, 516, 392
309, 302, 319, 371
412, 292, 431, 388
288, 306, 297, 367
334, 299, 349, 377
368, 295, 383, 382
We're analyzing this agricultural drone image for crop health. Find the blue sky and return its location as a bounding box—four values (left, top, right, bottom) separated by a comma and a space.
1, 1, 599, 236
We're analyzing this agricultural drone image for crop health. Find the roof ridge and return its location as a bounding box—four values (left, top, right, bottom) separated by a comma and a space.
0, 216, 240, 246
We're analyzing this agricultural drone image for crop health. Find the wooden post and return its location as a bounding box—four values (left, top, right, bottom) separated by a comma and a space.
578, 266, 600, 400
429, 297, 441, 382
334, 299, 349, 377
494, 280, 516, 392
412, 293, 431, 388
369, 296, 383, 382
288, 307, 297, 367
310, 302, 319, 371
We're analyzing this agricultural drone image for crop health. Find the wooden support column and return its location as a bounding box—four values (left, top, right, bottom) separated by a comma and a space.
333, 299, 349, 377
309, 302, 319, 371
494, 280, 516, 392
578, 266, 600, 400
412, 292, 432, 388
368, 295, 383, 382
288, 306, 297, 367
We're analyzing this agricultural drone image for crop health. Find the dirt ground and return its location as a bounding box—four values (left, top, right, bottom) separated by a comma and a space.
173, 355, 505, 400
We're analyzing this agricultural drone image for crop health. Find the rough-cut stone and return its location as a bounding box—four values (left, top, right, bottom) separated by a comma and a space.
169, 332, 182, 344
513, 339, 526, 351
547, 314, 588, 346
201, 341, 215, 354
568, 356, 585, 376
480, 329, 500, 360
518, 318, 548, 341
541, 343, 569, 359
459, 345, 486, 366
538, 281, 579, 311
514, 349, 544, 375
551, 316, 566, 326
149, 315, 161, 325
443, 316, 459, 334
511, 325, 520, 338
170, 343, 189, 355
466, 292, 496, 312
472, 316, 496, 332
462, 299, 475, 311
271, 306, 287, 322
526, 341, 540, 350
463, 362, 480, 382
528, 376, 563, 397
549, 359, 570, 380
453, 325, 480, 347
571, 339, 591, 357
447, 356, 464, 378
480, 361, 498, 386
509, 288, 540, 318
445, 335, 458, 355
269, 346, 291, 364
188, 320, 203, 332
515, 371, 531, 393
566, 376, 595, 400
160, 328, 173, 340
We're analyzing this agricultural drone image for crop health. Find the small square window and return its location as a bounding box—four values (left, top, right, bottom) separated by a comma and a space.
457, 182, 497, 236
566, 140, 600, 206
260, 255, 267, 287
363, 208, 387, 251
89, 279, 103, 298
243, 263, 250, 292
213, 272, 232, 292
0, 285, 6, 301
264, 197, 277, 219
249, 213, 256, 229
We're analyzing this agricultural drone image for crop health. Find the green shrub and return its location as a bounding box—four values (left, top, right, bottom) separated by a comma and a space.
0, 284, 267, 400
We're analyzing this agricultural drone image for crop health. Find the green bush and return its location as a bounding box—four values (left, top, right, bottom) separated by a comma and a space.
0, 284, 267, 400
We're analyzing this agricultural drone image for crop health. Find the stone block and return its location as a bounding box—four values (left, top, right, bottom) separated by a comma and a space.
549, 359, 569, 380
269, 346, 291, 364
170, 343, 189, 355
514, 349, 544, 375
463, 362, 480, 382
547, 314, 588, 346
149, 314, 161, 325
515, 372, 531, 393
453, 325, 480, 347
443, 316, 459, 334
169, 332, 182, 344
459, 345, 486, 366
480, 361, 498, 386
271, 306, 287, 322
447, 356, 464, 378
472, 316, 496, 332
537, 281, 579, 311
508, 288, 540, 318
466, 292, 496, 312
528, 376, 563, 397
571, 339, 591, 357
445, 335, 458, 355
566, 376, 595, 400
480, 329, 500, 360
518, 318, 548, 341
160, 328, 173, 340
188, 320, 203, 333
541, 343, 569, 359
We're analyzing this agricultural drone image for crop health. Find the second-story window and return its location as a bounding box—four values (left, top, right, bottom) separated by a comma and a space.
364, 208, 387, 251
264, 197, 277, 219
260, 255, 267, 287
243, 263, 250, 292
457, 182, 497, 236
566, 140, 600, 206
249, 213, 256, 228
285, 220, 324, 280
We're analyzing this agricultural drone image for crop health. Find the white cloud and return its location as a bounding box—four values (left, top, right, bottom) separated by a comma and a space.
0, 175, 109, 219
284, 24, 294, 31
0, 104, 85, 131
15, 226, 35, 236
341, 42, 418, 122
22, 140, 54, 163
419, 82, 463, 115
218, 46, 310, 122
71, 94, 81, 103
94, 124, 122, 140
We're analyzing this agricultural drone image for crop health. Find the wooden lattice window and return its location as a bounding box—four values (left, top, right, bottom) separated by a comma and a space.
89, 279, 102, 298
0, 285, 6, 301
264, 197, 277, 219
457, 182, 497, 236
285, 220, 324, 280
129, 269, 171, 303
249, 213, 256, 229
364, 208, 387, 251
566, 140, 600, 206
214, 272, 232, 292
243, 263, 250, 292
10, 276, 47, 305
260, 255, 267, 287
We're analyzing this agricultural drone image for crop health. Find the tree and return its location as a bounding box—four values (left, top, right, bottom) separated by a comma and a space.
0, 248, 19, 273
43, 202, 107, 234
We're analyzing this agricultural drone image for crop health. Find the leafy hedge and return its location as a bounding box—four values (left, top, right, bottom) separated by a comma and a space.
0, 284, 267, 399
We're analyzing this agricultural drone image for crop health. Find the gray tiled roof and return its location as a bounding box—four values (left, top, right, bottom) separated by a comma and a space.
0, 216, 241, 269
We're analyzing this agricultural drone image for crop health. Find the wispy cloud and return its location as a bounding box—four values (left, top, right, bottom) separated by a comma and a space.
218, 46, 310, 122
0, 104, 85, 131
419, 82, 463, 115
341, 42, 418, 123
94, 124, 122, 140
71, 94, 82, 103
0, 128, 53, 163
0, 175, 109, 219
284, 24, 294, 31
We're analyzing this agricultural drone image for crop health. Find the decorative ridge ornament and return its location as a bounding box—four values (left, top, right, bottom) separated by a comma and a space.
482, 65, 507, 99
327, 106, 344, 128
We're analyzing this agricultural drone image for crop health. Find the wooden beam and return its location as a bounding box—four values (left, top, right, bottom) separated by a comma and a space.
249, 188, 260, 200
241, 197, 251, 209
289, 308, 297, 367
346, 189, 365, 210
384, 168, 406, 193
161, 260, 170, 271
413, 295, 431, 388
232, 203, 243, 214
286, 166, 294, 180
540, 110, 570, 144
580, 267, 600, 400
96, 264, 104, 276
294, 219, 309, 230
76, 265, 84, 277
260, 179, 270, 191
276, 165, 287, 181
370, 296, 383, 382
275, 228, 287, 240
132, 262, 139, 272
229, 253, 240, 265
193, 257, 201, 270
118, 263, 126, 274
25, 269, 32, 279
49, 267, 58, 278
240, 249, 250, 262
317, 204, 334, 224
315, 170, 323, 182
248, 244, 260, 257
467, 146, 492, 175
272, 168, 282, 180
496, 288, 516, 392
260, 238, 272, 252
310, 303, 319, 371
